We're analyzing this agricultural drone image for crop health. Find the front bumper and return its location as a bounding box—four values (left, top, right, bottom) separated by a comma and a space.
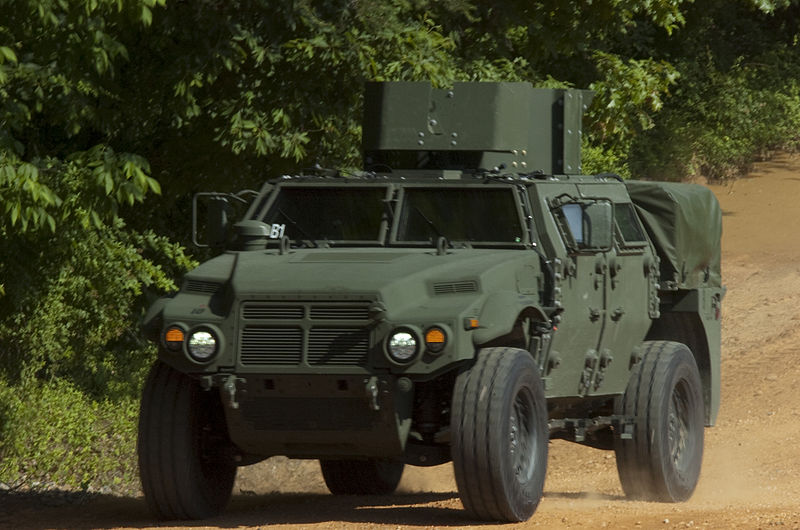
222, 373, 414, 459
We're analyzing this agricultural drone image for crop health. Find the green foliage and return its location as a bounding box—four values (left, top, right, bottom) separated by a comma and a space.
588, 53, 679, 154
0, 0, 192, 391
0, 147, 161, 234
582, 140, 632, 179
0, 380, 140, 493
580, 52, 678, 177
0, 155, 61, 232
0, 1, 192, 490
0, 206, 190, 487
629, 1, 800, 180
635, 65, 800, 180
3, 0, 800, 491
0, 220, 192, 396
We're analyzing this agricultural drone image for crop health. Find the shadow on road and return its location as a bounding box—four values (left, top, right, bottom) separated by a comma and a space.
222, 491, 481, 527
544, 491, 624, 501
3, 488, 628, 528
2, 489, 485, 529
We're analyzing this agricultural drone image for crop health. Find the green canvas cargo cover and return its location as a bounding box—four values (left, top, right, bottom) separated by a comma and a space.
626, 181, 722, 290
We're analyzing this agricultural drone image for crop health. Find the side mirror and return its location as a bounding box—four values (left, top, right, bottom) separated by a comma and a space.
190, 188, 266, 249
207, 197, 230, 248
192, 194, 232, 248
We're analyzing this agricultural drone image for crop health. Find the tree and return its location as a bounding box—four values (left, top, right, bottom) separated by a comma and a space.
0, 0, 189, 391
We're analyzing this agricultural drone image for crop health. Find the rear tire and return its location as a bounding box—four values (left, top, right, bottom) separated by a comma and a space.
319, 459, 404, 495
451, 347, 548, 522
137, 361, 237, 519
614, 341, 705, 502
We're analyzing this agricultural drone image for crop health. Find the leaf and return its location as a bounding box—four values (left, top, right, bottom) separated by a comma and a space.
146, 177, 161, 195
90, 210, 103, 229
105, 173, 113, 195
0, 46, 17, 64
10, 201, 20, 226
141, 5, 152, 26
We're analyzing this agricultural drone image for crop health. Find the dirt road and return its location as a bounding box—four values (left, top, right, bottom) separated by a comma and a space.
3, 154, 800, 529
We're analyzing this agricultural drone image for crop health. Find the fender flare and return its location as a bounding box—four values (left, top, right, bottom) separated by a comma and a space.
471, 290, 548, 346
142, 296, 170, 342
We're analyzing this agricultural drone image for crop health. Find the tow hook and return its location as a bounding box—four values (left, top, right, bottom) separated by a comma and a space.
201, 373, 246, 410
365, 376, 380, 411
222, 375, 242, 409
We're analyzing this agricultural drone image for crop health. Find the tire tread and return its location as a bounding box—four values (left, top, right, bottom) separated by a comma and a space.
137, 361, 236, 520
615, 341, 704, 502
451, 347, 548, 522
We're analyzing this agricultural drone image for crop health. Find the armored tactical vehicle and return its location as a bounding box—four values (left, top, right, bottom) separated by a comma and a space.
138, 82, 723, 522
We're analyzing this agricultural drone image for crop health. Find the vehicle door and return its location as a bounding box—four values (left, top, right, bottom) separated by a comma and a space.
539, 187, 615, 398
590, 198, 659, 395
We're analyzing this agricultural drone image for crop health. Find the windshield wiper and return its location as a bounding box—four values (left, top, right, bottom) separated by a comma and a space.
277, 208, 318, 248
414, 207, 447, 240
413, 206, 456, 252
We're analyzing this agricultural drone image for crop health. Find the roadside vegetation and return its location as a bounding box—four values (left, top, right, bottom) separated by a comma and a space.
1, 0, 799, 492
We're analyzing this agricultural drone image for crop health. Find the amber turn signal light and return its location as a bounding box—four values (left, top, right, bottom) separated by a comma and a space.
164, 326, 185, 351
424, 326, 447, 354
463, 317, 480, 330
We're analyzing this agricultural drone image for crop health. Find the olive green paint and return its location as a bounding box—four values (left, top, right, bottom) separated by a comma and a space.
143, 82, 722, 465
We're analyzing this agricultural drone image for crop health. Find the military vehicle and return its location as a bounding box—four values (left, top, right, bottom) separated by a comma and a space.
138, 82, 723, 522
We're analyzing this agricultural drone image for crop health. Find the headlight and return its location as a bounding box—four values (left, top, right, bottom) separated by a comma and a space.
387, 329, 418, 363
187, 329, 218, 362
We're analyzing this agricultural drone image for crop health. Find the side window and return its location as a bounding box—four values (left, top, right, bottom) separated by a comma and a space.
614, 203, 647, 247
552, 200, 613, 252
560, 203, 585, 245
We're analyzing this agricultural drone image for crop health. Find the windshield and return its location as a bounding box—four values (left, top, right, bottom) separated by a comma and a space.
394, 187, 524, 245
262, 186, 388, 243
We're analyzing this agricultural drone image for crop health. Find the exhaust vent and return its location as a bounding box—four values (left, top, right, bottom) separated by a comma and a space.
433, 280, 479, 295
185, 280, 221, 294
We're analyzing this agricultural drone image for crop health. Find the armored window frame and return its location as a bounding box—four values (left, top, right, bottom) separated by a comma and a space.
389, 184, 528, 248
551, 199, 614, 253
613, 202, 648, 249
253, 182, 393, 246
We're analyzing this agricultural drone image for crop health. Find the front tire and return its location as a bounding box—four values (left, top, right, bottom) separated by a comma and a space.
137, 361, 237, 519
614, 341, 705, 502
451, 347, 548, 522
319, 459, 404, 495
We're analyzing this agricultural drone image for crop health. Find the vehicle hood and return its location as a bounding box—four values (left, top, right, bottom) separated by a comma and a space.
185, 247, 539, 318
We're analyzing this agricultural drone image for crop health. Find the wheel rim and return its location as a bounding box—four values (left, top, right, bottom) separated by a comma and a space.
509, 387, 538, 484
668, 379, 693, 474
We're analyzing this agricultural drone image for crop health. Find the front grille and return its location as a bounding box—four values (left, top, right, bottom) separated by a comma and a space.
309, 306, 370, 320
243, 304, 304, 320
308, 328, 369, 365
239, 301, 373, 367
241, 327, 302, 365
